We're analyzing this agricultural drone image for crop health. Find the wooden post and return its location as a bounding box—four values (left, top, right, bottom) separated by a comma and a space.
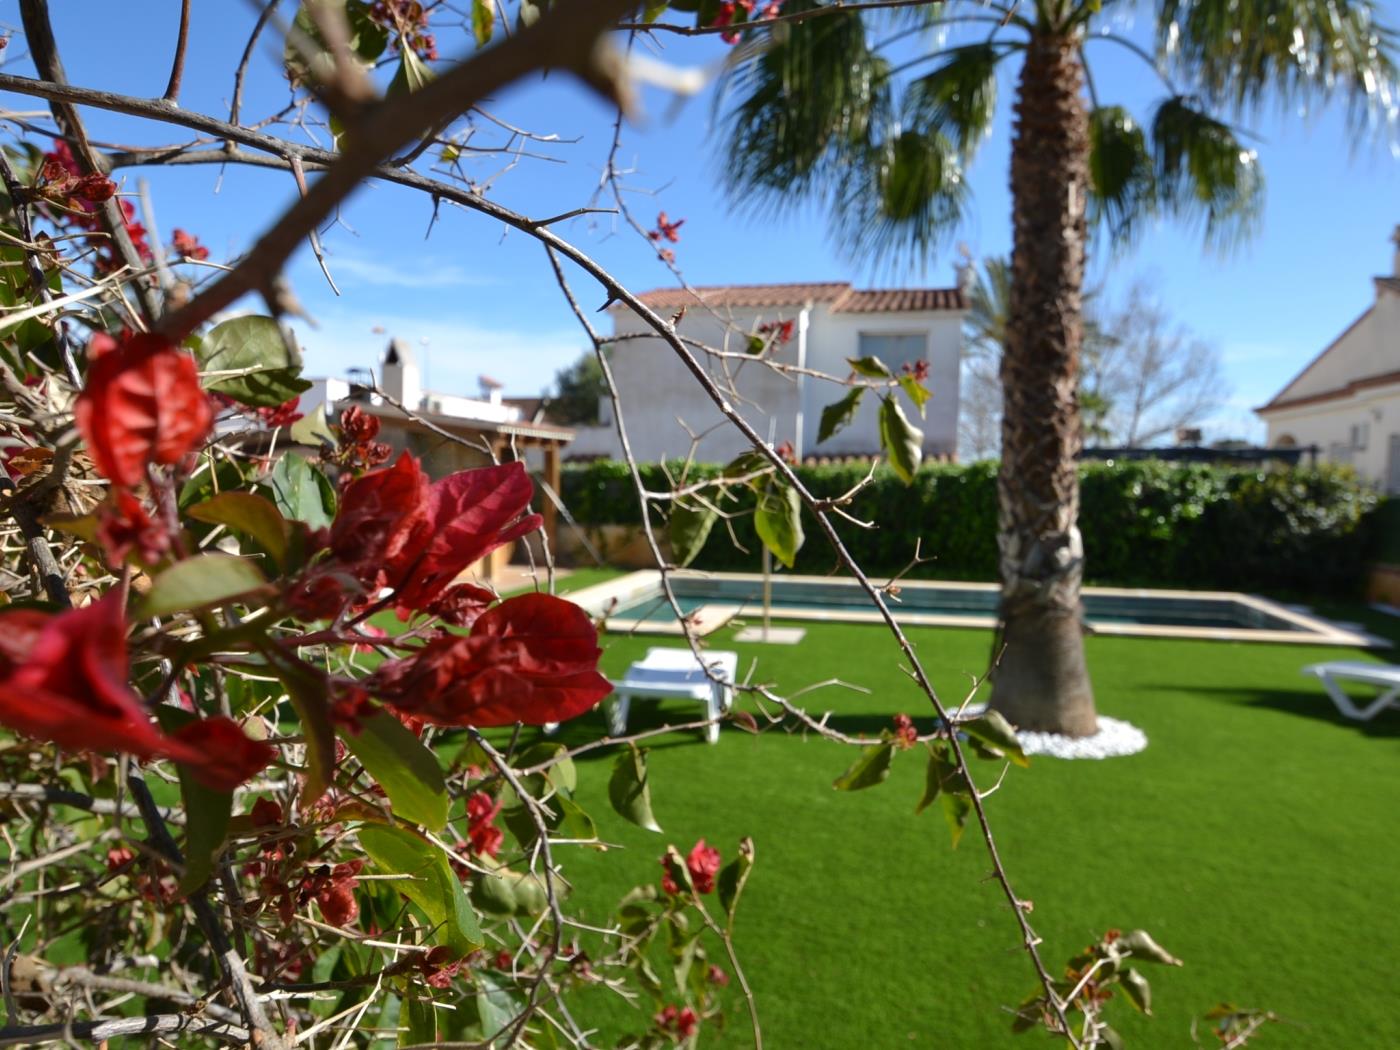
543, 442, 560, 555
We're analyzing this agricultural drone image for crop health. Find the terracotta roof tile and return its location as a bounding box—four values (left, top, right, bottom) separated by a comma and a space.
832, 287, 965, 312
627, 281, 965, 312
629, 282, 851, 309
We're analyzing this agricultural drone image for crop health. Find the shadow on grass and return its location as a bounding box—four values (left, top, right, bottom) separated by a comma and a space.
520, 706, 946, 762
1183, 685, 1400, 739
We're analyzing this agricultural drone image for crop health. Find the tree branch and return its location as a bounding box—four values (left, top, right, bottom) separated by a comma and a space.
162, 0, 193, 103
17, 0, 164, 324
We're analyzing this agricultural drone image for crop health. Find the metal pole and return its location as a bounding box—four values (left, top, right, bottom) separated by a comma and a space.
762, 545, 771, 642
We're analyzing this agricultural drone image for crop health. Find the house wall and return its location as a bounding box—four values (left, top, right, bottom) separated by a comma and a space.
1272, 290, 1400, 403
588, 301, 964, 464
803, 306, 963, 457
1263, 382, 1400, 492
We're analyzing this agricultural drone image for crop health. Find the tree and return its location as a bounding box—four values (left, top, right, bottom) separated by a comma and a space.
1087, 282, 1227, 447
717, 0, 1397, 734
550, 349, 608, 424
964, 263, 1224, 452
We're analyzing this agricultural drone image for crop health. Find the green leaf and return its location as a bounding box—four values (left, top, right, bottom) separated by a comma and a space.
468, 972, 517, 1043
290, 402, 336, 447
554, 793, 597, 841
915, 745, 962, 815
339, 713, 448, 831
669, 500, 718, 568
1118, 929, 1182, 966
833, 742, 894, 791
197, 315, 312, 408
358, 824, 483, 953
513, 741, 578, 796
939, 790, 972, 849
517, 0, 542, 29
898, 373, 931, 416
186, 492, 291, 569
817, 387, 864, 443
285, 0, 388, 86
961, 710, 1029, 768
746, 334, 766, 355
1120, 967, 1152, 1014
847, 355, 892, 379
471, 856, 553, 917
387, 46, 435, 97
879, 395, 923, 485
262, 452, 336, 529
608, 744, 661, 832
903, 43, 1000, 154
716, 836, 754, 928
137, 554, 266, 618
754, 481, 803, 569
154, 707, 232, 894
271, 653, 337, 805
401, 992, 437, 1047
471, 0, 494, 45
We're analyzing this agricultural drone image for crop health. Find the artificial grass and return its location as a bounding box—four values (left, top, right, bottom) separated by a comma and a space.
520, 616, 1400, 1049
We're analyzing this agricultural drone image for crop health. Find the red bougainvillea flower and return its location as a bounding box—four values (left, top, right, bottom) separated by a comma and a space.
96, 489, 171, 565
370, 592, 611, 727
687, 839, 722, 894
74, 332, 213, 487
170, 227, 210, 262
655, 1004, 699, 1040
306, 860, 362, 927
316, 452, 540, 618
466, 791, 504, 857
892, 712, 918, 749
0, 593, 273, 790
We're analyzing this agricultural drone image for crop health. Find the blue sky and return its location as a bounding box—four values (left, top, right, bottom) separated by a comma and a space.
3, 2, 1398, 441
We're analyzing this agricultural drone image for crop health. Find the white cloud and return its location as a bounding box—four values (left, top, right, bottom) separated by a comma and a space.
317, 250, 497, 290
289, 308, 584, 397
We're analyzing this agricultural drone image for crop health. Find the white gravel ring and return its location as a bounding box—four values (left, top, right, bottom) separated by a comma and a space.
1015, 715, 1148, 760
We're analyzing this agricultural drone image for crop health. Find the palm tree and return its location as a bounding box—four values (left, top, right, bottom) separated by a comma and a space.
717, 0, 1396, 735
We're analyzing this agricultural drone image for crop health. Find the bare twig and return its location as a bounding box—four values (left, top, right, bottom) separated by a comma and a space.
162, 0, 193, 103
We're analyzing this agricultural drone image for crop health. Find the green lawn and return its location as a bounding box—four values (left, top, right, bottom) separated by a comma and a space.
517, 610, 1400, 1048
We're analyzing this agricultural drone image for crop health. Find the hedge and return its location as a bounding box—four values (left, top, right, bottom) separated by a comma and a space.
559, 459, 1380, 594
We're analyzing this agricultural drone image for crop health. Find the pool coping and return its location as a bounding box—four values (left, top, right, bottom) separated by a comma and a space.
568, 570, 1386, 648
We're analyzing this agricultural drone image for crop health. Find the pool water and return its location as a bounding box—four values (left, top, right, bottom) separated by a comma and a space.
574, 571, 1374, 647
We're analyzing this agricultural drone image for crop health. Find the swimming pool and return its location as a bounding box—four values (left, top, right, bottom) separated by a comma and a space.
567, 571, 1378, 646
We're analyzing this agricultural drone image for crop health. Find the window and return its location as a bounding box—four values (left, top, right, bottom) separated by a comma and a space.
858, 333, 927, 374
1351, 422, 1370, 450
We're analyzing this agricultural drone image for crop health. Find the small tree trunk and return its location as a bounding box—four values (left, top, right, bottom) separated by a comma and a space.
989, 31, 1098, 737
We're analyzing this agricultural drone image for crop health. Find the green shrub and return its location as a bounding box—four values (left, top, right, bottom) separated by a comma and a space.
560, 459, 1379, 594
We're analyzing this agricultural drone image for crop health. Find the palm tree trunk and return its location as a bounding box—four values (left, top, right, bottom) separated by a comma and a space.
988, 31, 1098, 737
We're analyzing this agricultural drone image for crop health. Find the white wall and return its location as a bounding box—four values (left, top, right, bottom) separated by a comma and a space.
1264, 382, 1400, 492
804, 306, 963, 457
592, 301, 964, 464
1272, 286, 1400, 404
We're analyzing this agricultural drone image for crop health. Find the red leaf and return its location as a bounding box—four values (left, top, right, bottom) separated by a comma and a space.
371, 593, 611, 727
74, 333, 213, 486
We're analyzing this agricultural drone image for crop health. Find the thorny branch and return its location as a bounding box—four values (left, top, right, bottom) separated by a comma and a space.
0, 4, 1098, 1045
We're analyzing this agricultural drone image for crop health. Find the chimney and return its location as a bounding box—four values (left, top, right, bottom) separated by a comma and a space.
953, 242, 976, 300
380, 338, 421, 409
1392, 224, 1400, 278
478, 374, 503, 406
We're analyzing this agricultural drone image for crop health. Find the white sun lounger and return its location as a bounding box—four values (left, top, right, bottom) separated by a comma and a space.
1303, 662, 1400, 722
609, 647, 739, 744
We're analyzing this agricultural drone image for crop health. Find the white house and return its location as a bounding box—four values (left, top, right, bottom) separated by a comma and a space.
568, 281, 967, 463
1257, 227, 1400, 493
298, 340, 576, 567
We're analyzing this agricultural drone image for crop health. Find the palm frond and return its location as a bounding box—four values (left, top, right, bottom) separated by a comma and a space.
1088, 105, 1157, 243
1156, 0, 1400, 124
829, 127, 969, 272
903, 43, 1003, 155
1151, 95, 1264, 252
717, 0, 892, 201
964, 255, 1011, 357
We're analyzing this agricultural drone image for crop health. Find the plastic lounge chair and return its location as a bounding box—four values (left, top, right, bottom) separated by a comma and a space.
1302, 661, 1400, 722
609, 647, 739, 744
